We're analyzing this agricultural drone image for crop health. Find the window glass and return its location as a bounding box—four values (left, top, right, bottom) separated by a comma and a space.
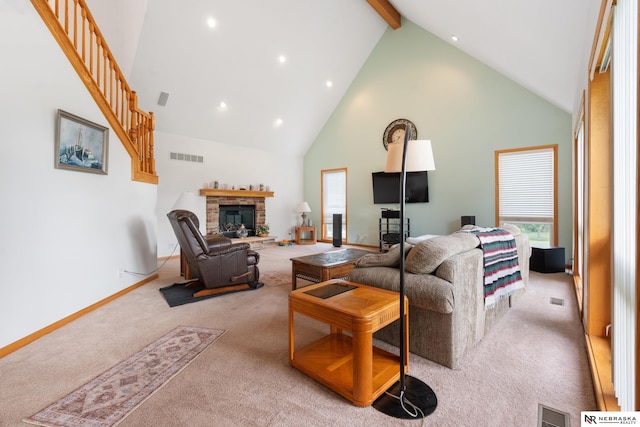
321, 168, 347, 241
496, 146, 557, 247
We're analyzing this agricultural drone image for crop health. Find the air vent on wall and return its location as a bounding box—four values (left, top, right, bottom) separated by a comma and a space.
169, 152, 204, 163
538, 404, 570, 427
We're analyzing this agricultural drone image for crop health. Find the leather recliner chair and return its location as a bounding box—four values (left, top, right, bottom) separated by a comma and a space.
167, 209, 262, 298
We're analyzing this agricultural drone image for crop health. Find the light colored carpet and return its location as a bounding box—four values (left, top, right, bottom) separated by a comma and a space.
24, 326, 225, 427
0, 243, 595, 426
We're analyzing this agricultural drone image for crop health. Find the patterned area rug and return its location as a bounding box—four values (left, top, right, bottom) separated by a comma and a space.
24, 326, 225, 427
260, 271, 291, 287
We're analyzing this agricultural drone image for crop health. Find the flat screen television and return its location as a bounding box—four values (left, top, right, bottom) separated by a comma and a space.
372, 171, 429, 204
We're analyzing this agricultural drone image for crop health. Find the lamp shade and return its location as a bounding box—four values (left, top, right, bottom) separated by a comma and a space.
171, 191, 199, 213
385, 140, 436, 173
297, 202, 311, 213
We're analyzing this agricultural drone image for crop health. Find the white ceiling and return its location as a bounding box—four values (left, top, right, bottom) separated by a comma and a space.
127, 0, 600, 157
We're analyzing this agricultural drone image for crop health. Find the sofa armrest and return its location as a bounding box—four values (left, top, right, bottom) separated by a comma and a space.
513, 233, 530, 286
435, 248, 485, 339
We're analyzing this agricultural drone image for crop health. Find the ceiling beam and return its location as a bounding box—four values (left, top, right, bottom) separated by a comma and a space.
366, 0, 401, 29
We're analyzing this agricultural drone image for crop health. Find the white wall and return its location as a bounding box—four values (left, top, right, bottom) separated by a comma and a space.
155, 131, 304, 258
85, 0, 148, 79
80, 0, 306, 256
0, 4, 157, 348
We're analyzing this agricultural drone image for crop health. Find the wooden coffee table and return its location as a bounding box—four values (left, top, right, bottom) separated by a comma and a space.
288, 280, 408, 407
290, 248, 372, 290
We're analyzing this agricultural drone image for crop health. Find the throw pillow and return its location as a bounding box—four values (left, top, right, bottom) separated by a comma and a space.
405, 232, 479, 274
354, 243, 413, 268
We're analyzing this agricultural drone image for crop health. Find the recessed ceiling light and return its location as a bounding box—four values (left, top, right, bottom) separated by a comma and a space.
278, 55, 286, 63
451, 35, 459, 42
207, 17, 216, 28
217, 101, 228, 111
326, 80, 333, 88
274, 118, 283, 127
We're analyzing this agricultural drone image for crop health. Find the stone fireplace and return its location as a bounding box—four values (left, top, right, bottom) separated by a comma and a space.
201, 189, 272, 237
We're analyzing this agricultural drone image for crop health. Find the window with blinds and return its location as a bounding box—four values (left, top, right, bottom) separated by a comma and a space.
496, 145, 557, 247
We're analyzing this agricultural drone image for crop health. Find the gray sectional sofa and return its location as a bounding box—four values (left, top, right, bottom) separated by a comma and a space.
348, 225, 530, 369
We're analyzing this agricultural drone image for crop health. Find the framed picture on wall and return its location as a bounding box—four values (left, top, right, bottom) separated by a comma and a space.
55, 109, 109, 175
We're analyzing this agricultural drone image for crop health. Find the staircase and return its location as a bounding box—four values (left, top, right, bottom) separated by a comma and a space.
30, 0, 157, 184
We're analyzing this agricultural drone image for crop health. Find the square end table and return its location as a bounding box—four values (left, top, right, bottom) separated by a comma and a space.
288, 280, 408, 406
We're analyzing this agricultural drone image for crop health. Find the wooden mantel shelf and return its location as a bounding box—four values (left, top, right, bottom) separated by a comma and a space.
199, 189, 275, 198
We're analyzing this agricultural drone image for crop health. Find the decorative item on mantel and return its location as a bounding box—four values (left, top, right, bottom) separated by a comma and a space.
236, 224, 248, 238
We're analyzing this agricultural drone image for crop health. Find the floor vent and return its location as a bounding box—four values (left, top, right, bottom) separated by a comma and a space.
550, 297, 565, 306
538, 404, 570, 427
169, 152, 204, 163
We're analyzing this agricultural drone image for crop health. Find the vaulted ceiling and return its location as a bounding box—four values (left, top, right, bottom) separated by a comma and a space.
125, 0, 600, 157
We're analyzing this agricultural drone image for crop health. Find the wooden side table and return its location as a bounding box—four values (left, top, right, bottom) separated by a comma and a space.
295, 226, 317, 245
289, 280, 408, 406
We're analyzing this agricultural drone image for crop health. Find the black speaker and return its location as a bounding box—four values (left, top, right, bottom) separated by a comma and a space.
333, 214, 342, 247
530, 247, 565, 273
461, 216, 475, 227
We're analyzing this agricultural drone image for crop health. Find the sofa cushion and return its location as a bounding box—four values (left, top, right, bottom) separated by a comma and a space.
498, 223, 521, 236
406, 234, 439, 245
348, 267, 455, 314
405, 232, 479, 274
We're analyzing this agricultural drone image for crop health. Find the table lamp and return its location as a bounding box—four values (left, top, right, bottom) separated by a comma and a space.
372, 123, 438, 419
297, 202, 311, 226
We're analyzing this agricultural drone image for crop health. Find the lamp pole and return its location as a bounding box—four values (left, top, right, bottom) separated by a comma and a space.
372, 123, 438, 419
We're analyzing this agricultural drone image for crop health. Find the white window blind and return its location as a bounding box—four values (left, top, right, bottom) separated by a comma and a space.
611, 0, 637, 411
498, 147, 555, 222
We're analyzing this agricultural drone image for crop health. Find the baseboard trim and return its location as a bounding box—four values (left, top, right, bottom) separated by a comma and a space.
0, 274, 158, 358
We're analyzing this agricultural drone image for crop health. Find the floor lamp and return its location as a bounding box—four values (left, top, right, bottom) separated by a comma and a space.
372, 123, 438, 419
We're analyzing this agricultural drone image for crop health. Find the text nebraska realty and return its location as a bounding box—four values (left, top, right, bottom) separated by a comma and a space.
584, 414, 637, 425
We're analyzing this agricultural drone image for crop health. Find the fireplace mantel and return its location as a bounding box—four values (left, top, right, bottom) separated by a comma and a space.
199, 189, 274, 198
201, 189, 273, 236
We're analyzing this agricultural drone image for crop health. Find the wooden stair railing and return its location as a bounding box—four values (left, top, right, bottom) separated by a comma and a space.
30, 0, 158, 184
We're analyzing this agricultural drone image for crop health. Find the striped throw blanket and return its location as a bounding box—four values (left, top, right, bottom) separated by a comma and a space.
469, 227, 524, 308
